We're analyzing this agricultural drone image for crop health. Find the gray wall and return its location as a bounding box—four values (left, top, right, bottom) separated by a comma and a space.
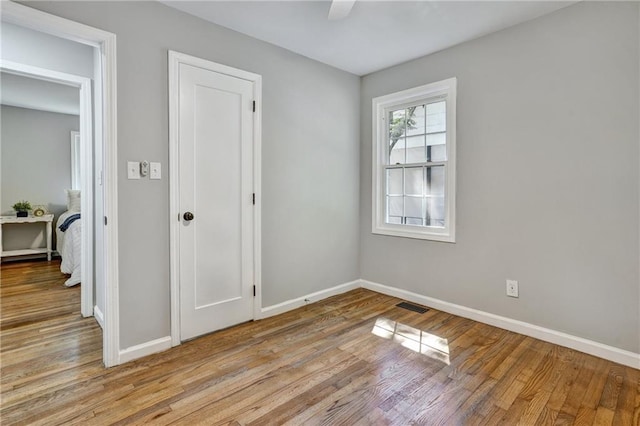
25, 1, 361, 349
360, 2, 639, 353
0, 21, 94, 78
1, 105, 78, 250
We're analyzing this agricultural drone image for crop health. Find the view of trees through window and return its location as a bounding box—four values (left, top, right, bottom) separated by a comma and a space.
386, 100, 446, 227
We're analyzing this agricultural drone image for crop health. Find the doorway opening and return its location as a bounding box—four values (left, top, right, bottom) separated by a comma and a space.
1, 62, 94, 317
1, 2, 119, 367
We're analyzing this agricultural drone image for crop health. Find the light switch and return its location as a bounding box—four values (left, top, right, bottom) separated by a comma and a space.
140, 161, 149, 177
150, 162, 161, 180
127, 161, 140, 179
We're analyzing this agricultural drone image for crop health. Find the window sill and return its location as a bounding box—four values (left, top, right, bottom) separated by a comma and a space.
372, 225, 456, 243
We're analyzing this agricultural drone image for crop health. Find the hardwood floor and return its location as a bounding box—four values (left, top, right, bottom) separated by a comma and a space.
1, 260, 638, 425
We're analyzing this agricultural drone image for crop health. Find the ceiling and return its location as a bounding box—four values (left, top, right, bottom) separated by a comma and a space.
162, 1, 576, 76
0, 72, 79, 115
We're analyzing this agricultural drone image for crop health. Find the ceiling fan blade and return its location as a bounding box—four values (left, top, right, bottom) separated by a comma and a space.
328, 0, 356, 20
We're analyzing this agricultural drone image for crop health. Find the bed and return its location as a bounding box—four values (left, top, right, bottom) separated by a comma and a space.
56, 190, 81, 287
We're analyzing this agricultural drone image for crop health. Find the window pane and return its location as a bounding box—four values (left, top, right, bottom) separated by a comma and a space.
426, 165, 445, 196
405, 167, 423, 196
426, 132, 445, 147
386, 168, 403, 195
389, 108, 407, 165
406, 217, 423, 226
427, 196, 445, 227
428, 144, 446, 162
405, 105, 425, 136
387, 216, 402, 224
390, 138, 405, 165
426, 101, 446, 133
404, 196, 423, 219
426, 133, 446, 162
406, 135, 425, 163
388, 196, 403, 217
426, 165, 445, 227
390, 109, 406, 130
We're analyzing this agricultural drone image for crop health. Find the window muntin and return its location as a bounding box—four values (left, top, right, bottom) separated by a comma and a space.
372, 78, 456, 242
385, 164, 445, 227
385, 99, 447, 228
389, 102, 447, 165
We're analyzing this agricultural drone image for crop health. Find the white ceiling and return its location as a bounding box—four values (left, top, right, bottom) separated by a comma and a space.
0, 72, 80, 116
162, 1, 576, 76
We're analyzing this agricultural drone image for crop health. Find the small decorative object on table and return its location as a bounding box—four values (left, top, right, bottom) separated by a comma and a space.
12, 200, 32, 217
33, 206, 47, 217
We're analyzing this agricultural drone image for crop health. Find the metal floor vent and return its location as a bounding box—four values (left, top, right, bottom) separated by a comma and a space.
396, 302, 429, 314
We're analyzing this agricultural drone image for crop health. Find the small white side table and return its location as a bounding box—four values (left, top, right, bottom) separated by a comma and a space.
0, 214, 54, 261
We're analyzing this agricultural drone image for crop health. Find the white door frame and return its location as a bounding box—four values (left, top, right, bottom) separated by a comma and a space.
70, 131, 81, 191
168, 51, 262, 346
1, 60, 94, 318
1, 1, 120, 367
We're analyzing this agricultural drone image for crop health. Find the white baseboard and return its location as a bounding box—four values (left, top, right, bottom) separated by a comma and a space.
119, 336, 172, 364
360, 279, 640, 369
260, 279, 361, 319
114, 279, 639, 369
93, 305, 105, 330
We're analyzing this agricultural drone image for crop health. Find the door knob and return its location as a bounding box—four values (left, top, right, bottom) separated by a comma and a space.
183, 212, 194, 221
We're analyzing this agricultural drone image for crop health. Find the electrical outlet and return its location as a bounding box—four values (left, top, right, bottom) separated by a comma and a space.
506, 279, 519, 298
150, 162, 161, 180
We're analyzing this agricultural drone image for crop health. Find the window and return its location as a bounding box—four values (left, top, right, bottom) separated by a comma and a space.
372, 78, 456, 242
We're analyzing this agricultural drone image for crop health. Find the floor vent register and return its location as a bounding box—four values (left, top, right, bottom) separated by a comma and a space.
395, 301, 429, 314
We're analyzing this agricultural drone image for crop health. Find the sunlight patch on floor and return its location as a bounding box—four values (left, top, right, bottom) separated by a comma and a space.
371, 317, 450, 364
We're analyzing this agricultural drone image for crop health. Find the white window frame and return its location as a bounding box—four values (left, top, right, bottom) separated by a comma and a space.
372, 77, 457, 242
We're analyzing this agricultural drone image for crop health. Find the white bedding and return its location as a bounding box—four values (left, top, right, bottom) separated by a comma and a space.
56, 211, 81, 287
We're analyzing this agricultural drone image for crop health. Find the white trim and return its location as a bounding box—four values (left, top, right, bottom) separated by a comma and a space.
260, 280, 361, 319
118, 336, 172, 364
0, 60, 85, 87
168, 52, 180, 347
91, 37, 106, 353
100, 17, 119, 369
1, 1, 112, 47
252, 75, 263, 323
328, 0, 356, 20
70, 131, 81, 190
0, 60, 94, 319
94, 305, 105, 330
168, 51, 262, 347
360, 279, 640, 369
2, 2, 120, 368
372, 78, 457, 243
78, 68, 94, 319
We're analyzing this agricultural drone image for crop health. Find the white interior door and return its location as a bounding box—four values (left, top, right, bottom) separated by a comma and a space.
178, 60, 255, 341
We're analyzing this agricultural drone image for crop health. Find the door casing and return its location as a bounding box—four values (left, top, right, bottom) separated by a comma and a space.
168, 51, 263, 346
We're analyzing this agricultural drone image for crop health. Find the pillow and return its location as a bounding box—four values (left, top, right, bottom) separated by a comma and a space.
66, 189, 81, 212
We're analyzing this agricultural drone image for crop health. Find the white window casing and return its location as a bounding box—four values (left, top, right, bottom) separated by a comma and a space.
372, 77, 457, 242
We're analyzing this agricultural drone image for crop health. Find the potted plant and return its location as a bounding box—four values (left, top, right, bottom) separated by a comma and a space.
12, 200, 32, 217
